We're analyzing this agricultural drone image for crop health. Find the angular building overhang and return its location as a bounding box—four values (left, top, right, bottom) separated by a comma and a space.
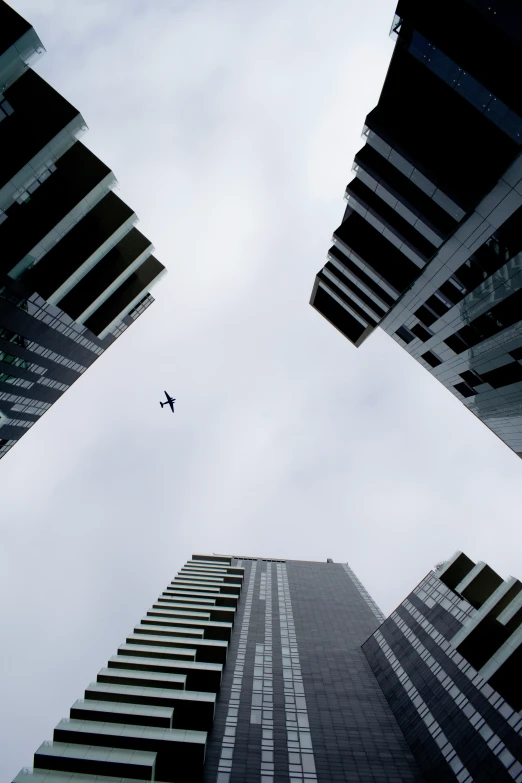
438, 551, 522, 710
309, 0, 522, 457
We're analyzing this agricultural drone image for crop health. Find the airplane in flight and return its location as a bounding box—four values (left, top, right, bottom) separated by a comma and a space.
160, 391, 176, 413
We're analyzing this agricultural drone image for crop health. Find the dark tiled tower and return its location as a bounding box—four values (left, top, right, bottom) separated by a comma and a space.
202, 556, 425, 783
311, 0, 522, 457
0, 0, 165, 460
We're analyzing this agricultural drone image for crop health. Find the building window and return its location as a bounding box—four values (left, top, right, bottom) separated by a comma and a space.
454, 382, 475, 398
414, 304, 438, 327
444, 333, 468, 355
0, 373, 32, 389
425, 292, 451, 317
12, 161, 57, 206
396, 325, 414, 344
0, 98, 14, 122
411, 323, 433, 342
448, 287, 522, 355
480, 361, 522, 389
439, 278, 466, 305
0, 327, 24, 347
422, 350, 442, 368
0, 351, 30, 371
460, 370, 482, 388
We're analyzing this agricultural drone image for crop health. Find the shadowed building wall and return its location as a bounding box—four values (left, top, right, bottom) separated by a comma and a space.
0, 0, 166, 459
311, 0, 522, 458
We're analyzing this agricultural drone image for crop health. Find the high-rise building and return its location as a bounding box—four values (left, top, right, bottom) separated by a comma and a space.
0, 0, 166, 460
363, 550, 522, 782
15, 551, 522, 783
12, 554, 425, 783
310, 0, 522, 457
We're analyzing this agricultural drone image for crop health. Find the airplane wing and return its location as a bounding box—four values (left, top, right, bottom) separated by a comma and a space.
168, 399, 175, 413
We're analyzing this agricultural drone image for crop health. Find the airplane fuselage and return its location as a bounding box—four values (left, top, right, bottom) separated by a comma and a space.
160, 391, 176, 412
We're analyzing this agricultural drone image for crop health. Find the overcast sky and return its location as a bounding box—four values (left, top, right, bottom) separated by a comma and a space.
2, 0, 522, 778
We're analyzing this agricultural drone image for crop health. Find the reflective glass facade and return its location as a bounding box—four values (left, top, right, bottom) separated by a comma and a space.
311, 0, 522, 457
0, 0, 165, 459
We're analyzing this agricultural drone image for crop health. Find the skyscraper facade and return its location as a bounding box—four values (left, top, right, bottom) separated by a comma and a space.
202, 556, 423, 783
0, 0, 165, 460
310, 0, 522, 457
12, 552, 522, 782
363, 551, 522, 782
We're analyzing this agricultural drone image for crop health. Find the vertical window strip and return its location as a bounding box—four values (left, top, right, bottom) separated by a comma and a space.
390, 613, 520, 778
342, 563, 385, 621
216, 561, 257, 783
276, 564, 317, 782
374, 630, 473, 782
251, 564, 274, 780
260, 570, 267, 601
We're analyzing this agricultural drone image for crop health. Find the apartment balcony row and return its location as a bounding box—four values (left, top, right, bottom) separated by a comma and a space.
14, 559, 244, 783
